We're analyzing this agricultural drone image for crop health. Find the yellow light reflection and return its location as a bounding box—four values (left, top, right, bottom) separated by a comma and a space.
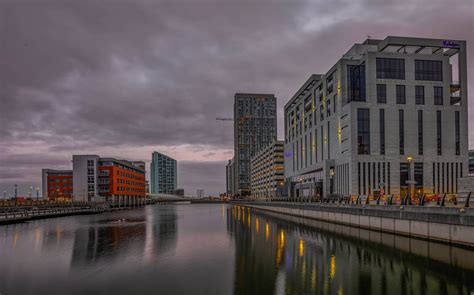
330, 255, 336, 280
13, 232, 19, 249
265, 223, 269, 241
299, 239, 304, 257
247, 214, 250, 227
311, 265, 317, 290
338, 286, 344, 295
279, 230, 285, 247
255, 218, 260, 234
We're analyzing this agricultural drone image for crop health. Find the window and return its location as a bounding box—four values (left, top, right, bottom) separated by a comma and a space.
320, 125, 324, 160
414, 162, 424, 196
434, 86, 443, 105
418, 110, 423, 155
399, 110, 404, 155
327, 99, 331, 117
415, 86, 424, 105
455, 111, 460, 155
357, 108, 370, 155
348, 63, 366, 101
377, 84, 386, 103
415, 60, 443, 81
400, 163, 409, 195
396, 85, 406, 104
380, 109, 385, 155
327, 121, 330, 159
376, 58, 405, 79
437, 111, 442, 155
333, 96, 337, 113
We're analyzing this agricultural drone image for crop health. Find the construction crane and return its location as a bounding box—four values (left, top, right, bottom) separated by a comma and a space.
216, 117, 233, 121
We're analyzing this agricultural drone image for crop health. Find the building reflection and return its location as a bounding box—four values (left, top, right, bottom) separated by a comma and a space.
227, 205, 474, 295
71, 207, 178, 267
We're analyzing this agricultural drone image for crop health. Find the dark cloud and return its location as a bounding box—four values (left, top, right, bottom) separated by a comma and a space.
0, 0, 473, 196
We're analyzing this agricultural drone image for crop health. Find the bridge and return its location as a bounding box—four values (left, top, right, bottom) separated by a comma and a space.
147, 193, 196, 203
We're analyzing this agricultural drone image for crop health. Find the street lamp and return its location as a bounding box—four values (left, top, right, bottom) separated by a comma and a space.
406, 155, 415, 203
29, 187, 33, 199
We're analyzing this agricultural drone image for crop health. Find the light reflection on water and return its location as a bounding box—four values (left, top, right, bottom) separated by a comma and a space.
0, 204, 473, 295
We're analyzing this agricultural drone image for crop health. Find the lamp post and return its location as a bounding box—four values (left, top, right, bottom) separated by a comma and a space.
29, 186, 33, 199
14, 184, 18, 202
406, 156, 415, 201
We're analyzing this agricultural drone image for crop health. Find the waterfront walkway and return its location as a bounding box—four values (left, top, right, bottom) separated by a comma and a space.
234, 201, 474, 248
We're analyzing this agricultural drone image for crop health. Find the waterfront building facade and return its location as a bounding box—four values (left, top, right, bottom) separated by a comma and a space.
41, 169, 73, 200
72, 155, 146, 203
250, 140, 285, 199
226, 158, 235, 195
284, 36, 468, 199
151, 151, 177, 194
234, 93, 277, 196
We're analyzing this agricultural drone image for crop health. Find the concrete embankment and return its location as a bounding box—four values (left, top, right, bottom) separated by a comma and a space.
0, 207, 105, 225
234, 202, 474, 248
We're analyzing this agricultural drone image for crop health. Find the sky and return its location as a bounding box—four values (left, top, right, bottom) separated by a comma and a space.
1, 0, 473, 197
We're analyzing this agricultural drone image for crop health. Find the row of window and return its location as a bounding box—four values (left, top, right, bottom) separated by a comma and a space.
376, 58, 443, 81
358, 109, 461, 156
377, 84, 444, 105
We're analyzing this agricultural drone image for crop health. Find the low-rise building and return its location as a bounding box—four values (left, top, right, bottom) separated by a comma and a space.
43, 155, 146, 205
41, 169, 73, 200
251, 141, 285, 199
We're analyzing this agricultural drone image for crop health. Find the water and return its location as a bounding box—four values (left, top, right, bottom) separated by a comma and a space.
0, 204, 473, 295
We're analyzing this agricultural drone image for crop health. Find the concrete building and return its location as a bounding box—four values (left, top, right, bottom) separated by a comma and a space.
72, 155, 146, 204
197, 189, 204, 199
151, 151, 177, 194
250, 140, 285, 199
41, 169, 73, 200
284, 36, 468, 199
226, 158, 234, 195
469, 150, 474, 175
234, 93, 277, 196
174, 188, 184, 196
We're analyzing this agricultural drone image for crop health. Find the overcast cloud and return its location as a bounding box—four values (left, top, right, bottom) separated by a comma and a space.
0, 0, 473, 197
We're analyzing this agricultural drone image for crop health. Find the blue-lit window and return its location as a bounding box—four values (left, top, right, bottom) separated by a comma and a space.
348, 63, 366, 102
357, 108, 370, 155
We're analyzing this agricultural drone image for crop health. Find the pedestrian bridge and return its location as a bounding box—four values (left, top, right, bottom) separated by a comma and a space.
147, 193, 196, 202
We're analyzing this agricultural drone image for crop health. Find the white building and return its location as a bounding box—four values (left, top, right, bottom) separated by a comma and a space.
284, 36, 468, 199
250, 141, 285, 199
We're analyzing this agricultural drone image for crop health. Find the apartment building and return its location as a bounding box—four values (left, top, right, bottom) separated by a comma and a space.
72, 155, 146, 203
250, 141, 285, 199
150, 151, 177, 194
41, 169, 73, 200
284, 36, 468, 199
234, 93, 277, 196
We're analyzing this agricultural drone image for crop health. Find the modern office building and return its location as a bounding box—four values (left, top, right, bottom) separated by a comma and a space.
151, 151, 177, 194
42, 155, 146, 204
226, 158, 234, 195
250, 140, 285, 199
469, 150, 474, 175
41, 169, 73, 200
284, 36, 468, 199
72, 155, 146, 203
234, 93, 277, 196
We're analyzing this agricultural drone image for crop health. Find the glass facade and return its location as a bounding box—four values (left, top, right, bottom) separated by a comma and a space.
348, 64, 366, 102
415, 60, 443, 81
380, 109, 385, 155
418, 110, 423, 155
151, 151, 177, 194
415, 85, 424, 105
357, 108, 370, 155
434, 86, 443, 105
396, 85, 406, 104
377, 84, 386, 103
376, 58, 405, 79
399, 110, 404, 155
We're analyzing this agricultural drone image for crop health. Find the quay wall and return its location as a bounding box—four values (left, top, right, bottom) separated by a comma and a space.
234, 202, 474, 248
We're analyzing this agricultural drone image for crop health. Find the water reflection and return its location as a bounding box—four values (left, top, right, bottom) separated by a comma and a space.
228, 205, 474, 295
71, 206, 178, 267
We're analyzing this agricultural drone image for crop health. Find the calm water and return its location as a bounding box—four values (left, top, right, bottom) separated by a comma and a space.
0, 204, 473, 295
